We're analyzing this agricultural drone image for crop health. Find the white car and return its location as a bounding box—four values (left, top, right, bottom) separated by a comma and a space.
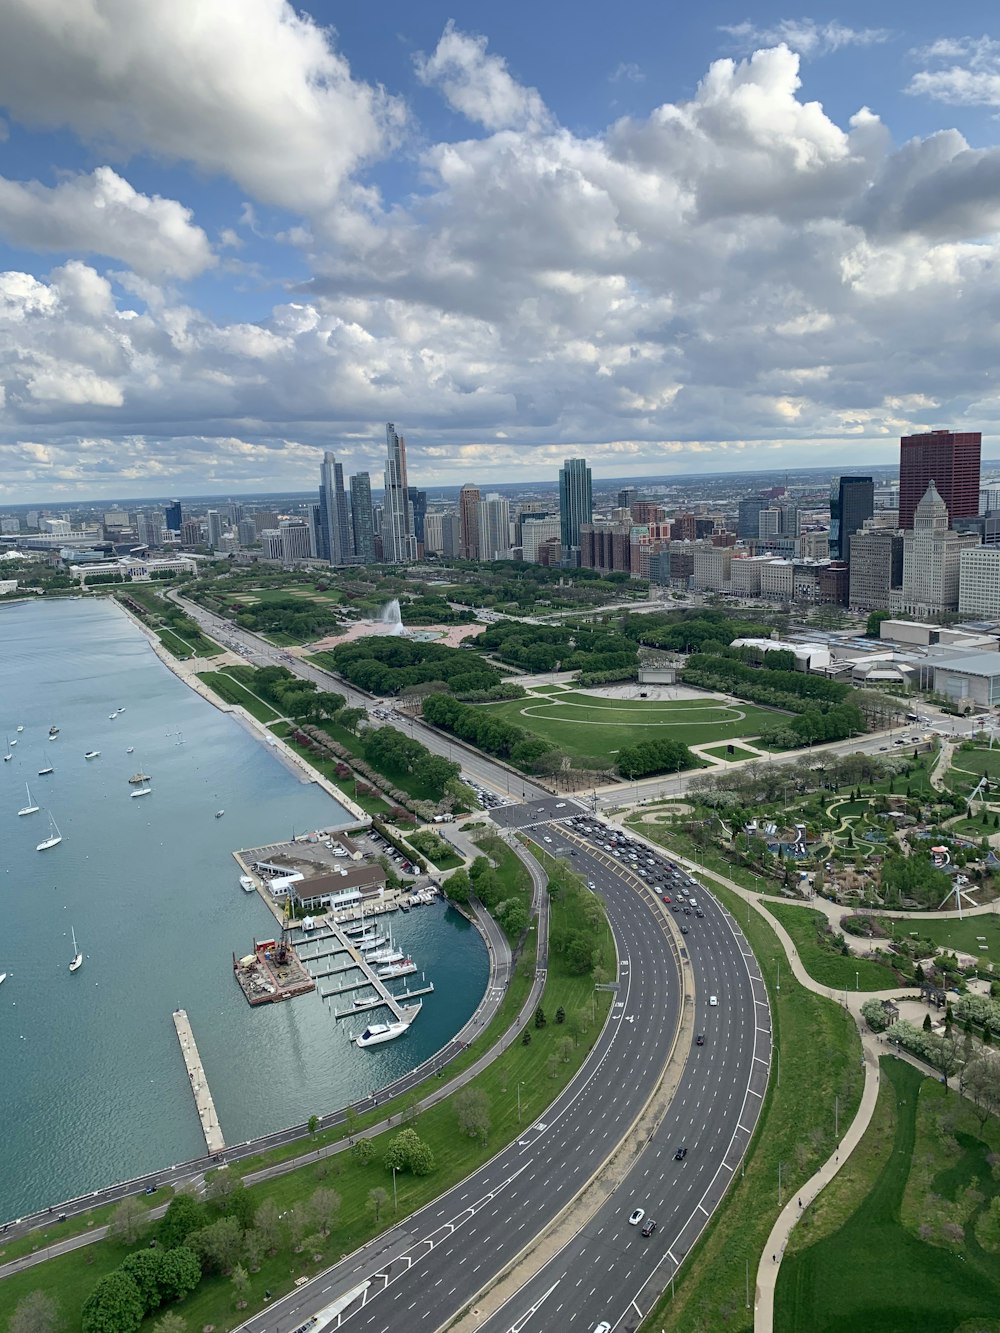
709, 995, 718, 1007
628, 1207, 645, 1226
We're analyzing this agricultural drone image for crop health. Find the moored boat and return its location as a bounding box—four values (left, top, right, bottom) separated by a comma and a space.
130, 785, 152, 798
84, 750, 100, 760
239, 875, 256, 893
354, 1020, 410, 1048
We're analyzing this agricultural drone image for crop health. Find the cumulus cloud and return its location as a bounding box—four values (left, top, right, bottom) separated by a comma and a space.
0, 167, 214, 278
0, 0, 404, 212
908, 35, 1000, 106
722, 18, 890, 57
414, 21, 551, 131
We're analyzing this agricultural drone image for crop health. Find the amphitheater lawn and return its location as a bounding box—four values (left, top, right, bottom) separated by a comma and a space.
481, 691, 783, 768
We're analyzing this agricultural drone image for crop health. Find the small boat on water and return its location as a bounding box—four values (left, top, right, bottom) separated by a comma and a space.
18, 783, 39, 817
9, 737, 16, 747
38, 765, 54, 776
69, 927, 83, 973
3, 739, 12, 762
108, 712, 118, 720
0, 972, 6, 986
49, 726, 59, 736
215, 809, 225, 819
376, 957, 416, 980
48, 733, 58, 742
128, 772, 151, 784
84, 750, 100, 760
130, 786, 152, 799
15, 725, 23, 733
353, 995, 382, 1011
239, 875, 256, 893
36, 812, 62, 852
368, 946, 405, 965
355, 1020, 410, 1048
126, 747, 134, 755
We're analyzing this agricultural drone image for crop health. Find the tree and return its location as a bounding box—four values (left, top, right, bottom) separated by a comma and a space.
308, 1114, 320, 1138
285, 1203, 310, 1251
556, 1037, 575, 1064
253, 1200, 282, 1256
158, 1193, 206, 1250
861, 999, 890, 1033
521, 1030, 532, 1046
367, 1187, 390, 1224
242, 1228, 264, 1273
444, 869, 472, 905
309, 1187, 342, 1236
81, 1273, 145, 1333
189, 1216, 244, 1275
9, 1292, 62, 1333
454, 1088, 492, 1145
534, 1006, 547, 1029
108, 1196, 149, 1246
923, 1012, 933, 1032
120, 1251, 165, 1315
153, 1314, 187, 1333
962, 1055, 1000, 1127
555, 1006, 566, 1024
384, 1128, 435, 1176
925, 1032, 962, 1089
156, 1248, 201, 1303
230, 1264, 251, 1310
352, 1138, 376, 1166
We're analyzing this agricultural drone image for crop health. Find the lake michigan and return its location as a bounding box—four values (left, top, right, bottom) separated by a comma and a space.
0, 598, 487, 1219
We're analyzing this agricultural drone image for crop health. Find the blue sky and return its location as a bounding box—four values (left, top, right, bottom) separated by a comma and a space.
2, 1, 1000, 500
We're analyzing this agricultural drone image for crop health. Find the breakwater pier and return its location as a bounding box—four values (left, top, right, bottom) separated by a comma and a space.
172, 1010, 225, 1155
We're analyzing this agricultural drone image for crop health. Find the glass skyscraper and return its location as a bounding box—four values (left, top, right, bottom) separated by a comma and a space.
559, 457, 592, 553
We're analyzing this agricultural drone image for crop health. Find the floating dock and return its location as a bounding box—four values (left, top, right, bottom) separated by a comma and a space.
289, 919, 422, 1026
232, 937, 315, 1006
172, 1009, 225, 1155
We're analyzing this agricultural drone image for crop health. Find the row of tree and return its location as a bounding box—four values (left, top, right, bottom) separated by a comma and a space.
473, 621, 638, 676
248, 665, 345, 722
359, 725, 460, 801
422, 692, 559, 773
328, 637, 501, 697
616, 736, 696, 780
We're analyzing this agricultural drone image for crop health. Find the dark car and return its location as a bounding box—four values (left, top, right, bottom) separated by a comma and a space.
143, 1185, 156, 1195
674, 1146, 688, 1161
695, 909, 705, 918
680, 925, 689, 934
696, 1033, 705, 1046
641, 1218, 657, 1237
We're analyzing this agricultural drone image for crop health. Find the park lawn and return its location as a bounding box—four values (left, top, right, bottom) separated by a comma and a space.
775, 1060, 1000, 1333
281, 734, 393, 816
766, 903, 901, 991
640, 880, 864, 1333
473, 832, 533, 946
197, 670, 281, 723
315, 720, 443, 803
700, 742, 762, 762
890, 911, 1000, 962
952, 748, 1000, 782
261, 630, 305, 646
479, 691, 782, 768
156, 627, 195, 659
405, 831, 463, 870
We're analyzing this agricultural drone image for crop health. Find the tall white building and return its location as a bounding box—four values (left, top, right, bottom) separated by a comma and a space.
207, 510, 224, 549
476, 494, 512, 561
423, 512, 445, 555
382, 423, 417, 562
521, 514, 562, 562
900, 483, 979, 616
279, 521, 312, 562
959, 547, 1000, 618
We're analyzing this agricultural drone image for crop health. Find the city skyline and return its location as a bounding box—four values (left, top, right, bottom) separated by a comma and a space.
3, 3, 1000, 499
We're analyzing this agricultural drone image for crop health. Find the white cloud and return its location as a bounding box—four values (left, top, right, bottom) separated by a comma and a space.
610, 62, 645, 84
908, 35, 1000, 106
722, 19, 890, 57
0, 0, 404, 212
414, 21, 551, 131
0, 167, 214, 278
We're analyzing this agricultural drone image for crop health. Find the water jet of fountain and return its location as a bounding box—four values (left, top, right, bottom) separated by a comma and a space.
377, 599, 407, 636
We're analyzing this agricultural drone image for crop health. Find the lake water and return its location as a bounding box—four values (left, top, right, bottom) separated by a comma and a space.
0, 599, 487, 1218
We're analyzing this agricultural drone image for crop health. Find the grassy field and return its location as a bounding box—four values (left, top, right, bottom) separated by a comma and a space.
640, 880, 864, 1333
475, 831, 533, 946
316, 720, 443, 803
890, 910, 1000, 962
775, 1059, 1000, 1332
480, 692, 782, 768
765, 903, 901, 991
280, 733, 393, 815
952, 747, 1000, 782
197, 669, 281, 723
406, 829, 464, 870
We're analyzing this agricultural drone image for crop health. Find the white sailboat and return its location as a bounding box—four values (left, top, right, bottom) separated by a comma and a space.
3, 737, 12, 762
15, 724, 23, 733
130, 785, 152, 798
0, 973, 6, 986
69, 928, 83, 973
36, 812, 62, 852
18, 783, 40, 816
38, 764, 54, 776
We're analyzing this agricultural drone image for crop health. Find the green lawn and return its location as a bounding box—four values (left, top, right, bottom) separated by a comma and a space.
776, 1060, 1000, 1333
197, 670, 281, 723
890, 911, 1000, 962
953, 747, 1000, 782
474, 831, 533, 946
766, 903, 901, 991
480, 692, 783, 768
641, 880, 864, 1333
280, 734, 393, 815
700, 741, 763, 762
405, 830, 463, 870
315, 720, 443, 803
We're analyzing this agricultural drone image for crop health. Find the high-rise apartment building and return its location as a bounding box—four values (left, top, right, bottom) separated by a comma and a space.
252, 510, 279, 534
180, 519, 202, 547
617, 486, 638, 510
737, 495, 767, 539
237, 518, 258, 548
383, 423, 416, 563
318, 451, 352, 565
521, 513, 562, 562
959, 548, 1000, 618
350, 472, 375, 565
830, 476, 874, 563
136, 512, 163, 548
899, 430, 981, 529
423, 512, 445, 556
458, 484, 481, 560
848, 521, 904, 611
278, 521, 311, 562
559, 458, 592, 553
164, 501, 182, 533
477, 495, 512, 561
207, 511, 224, 549
758, 508, 781, 539
900, 483, 980, 615
407, 487, 427, 548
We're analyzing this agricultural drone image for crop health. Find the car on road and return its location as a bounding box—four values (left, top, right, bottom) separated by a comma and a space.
661, 894, 671, 903
593, 1324, 612, 1333
641, 1218, 657, 1237
628, 1207, 645, 1226
709, 994, 718, 1006
143, 1185, 156, 1195
680, 925, 689, 934
674, 1146, 688, 1161
696, 1033, 705, 1046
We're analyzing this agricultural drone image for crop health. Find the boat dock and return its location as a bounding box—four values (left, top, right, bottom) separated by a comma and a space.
290, 919, 421, 1025
232, 937, 315, 1006
172, 1009, 225, 1155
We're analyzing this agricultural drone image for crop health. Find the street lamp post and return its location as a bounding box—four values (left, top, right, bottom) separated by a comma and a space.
392, 1165, 398, 1213
517, 1080, 526, 1123
855, 969, 860, 991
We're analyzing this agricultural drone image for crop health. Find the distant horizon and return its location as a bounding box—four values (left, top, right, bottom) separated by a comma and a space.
10, 456, 1000, 512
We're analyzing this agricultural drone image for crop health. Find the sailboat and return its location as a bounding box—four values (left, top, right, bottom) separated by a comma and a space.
69, 928, 83, 973
130, 785, 152, 798
36, 812, 62, 852
15, 724, 23, 733
3, 738, 12, 762
38, 764, 54, 776
18, 783, 40, 816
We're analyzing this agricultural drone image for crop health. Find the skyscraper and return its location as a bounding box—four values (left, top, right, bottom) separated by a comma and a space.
559, 458, 592, 552
206, 510, 224, 549
899, 430, 981, 530
617, 485, 638, 510
350, 473, 376, 565
319, 451, 352, 565
900, 482, 980, 615
383, 423, 416, 562
407, 487, 427, 547
458, 484, 481, 560
737, 495, 767, 540
477, 494, 511, 561
164, 500, 182, 533
830, 476, 874, 563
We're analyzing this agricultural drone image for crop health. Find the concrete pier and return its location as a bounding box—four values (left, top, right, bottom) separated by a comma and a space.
172, 1009, 225, 1155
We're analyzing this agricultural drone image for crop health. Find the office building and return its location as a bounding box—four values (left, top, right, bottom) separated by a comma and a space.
959, 547, 1000, 618
899, 430, 981, 529
423, 512, 445, 556
580, 521, 632, 574
458, 484, 481, 560
848, 522, 904, 612
180, 519, 202, 547
237, 518, 258, 548
758, 508, 781, 540
261, 529, 283, 560
737, 495, 768, 539
521, 513, 562, 563
348, 473, 375, 565
441, 512, 462, 558
278, 521, 311, 562
691, 545, 732, 591
164, 501, 182, 533
253, 510, 279, 534
829, 476, 874, 563
617, 486, 638, 510
559, 458, 592, 553
900, 483, 980, 616
382, 423, 416, 563
407, 487, 427, 548
319, 451, 352, 565
980, 487, 1000, 515
477, 495, 512, 561
671, 512, 697, 542
206, 510, 224, 549
631, 501, 665, 526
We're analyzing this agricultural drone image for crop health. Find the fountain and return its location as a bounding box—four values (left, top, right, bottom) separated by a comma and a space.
377, 599, 408, 636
